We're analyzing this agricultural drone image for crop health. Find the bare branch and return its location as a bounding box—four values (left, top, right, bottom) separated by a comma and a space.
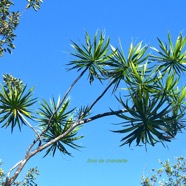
5, 159, 29, 186
80, 109, 127, 124
18, 111, 42, 147
30, 109, 127, 158
4, 108, 127, 185
7, 160, 22, 178
88, 82, 113, 112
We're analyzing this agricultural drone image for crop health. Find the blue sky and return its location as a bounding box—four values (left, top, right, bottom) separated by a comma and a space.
0, 0, 186, 185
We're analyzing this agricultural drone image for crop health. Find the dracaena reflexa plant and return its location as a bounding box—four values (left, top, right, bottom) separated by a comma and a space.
0, 32, 185, 150
37, 97, 83, 157
113, 33, 186, 147
1, 30, 186, 186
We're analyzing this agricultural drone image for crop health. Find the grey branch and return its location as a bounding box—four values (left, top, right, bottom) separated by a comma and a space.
5, 108, 127, 185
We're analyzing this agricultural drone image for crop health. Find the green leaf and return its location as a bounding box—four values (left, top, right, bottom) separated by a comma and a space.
38, 97, 83, 157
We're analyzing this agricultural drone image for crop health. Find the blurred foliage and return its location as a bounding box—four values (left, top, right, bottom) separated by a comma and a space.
0, 0, 19, 56
0, 0, 43, 56
0, 160, 39, 186
26, 0, 43, 11
141, 156, 186, 186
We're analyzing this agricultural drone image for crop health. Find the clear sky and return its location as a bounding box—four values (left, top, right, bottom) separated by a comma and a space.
0, 0, 186, 185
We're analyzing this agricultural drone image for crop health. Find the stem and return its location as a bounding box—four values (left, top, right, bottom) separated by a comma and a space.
32, 109, 127, 155
88, 82, 113, 112
4, 158, 29, 186
7, 160, 22, 178
18, 111, 42, 146
81, 109, 126, 124
4, 108, 126, 186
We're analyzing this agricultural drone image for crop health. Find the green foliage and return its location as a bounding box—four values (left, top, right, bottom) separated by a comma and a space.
0, 31, 186, 151
13, 167, 39, 186
17, 167, 39, 186
151, 33, 186, 75
0, 10, 186, 182
38, 97, 83, 157
141, 156, 186, 186
106, 41, 148, 92
0, 0, 19, 56
0, 160, 5, 185
0, 0, 43, 56
26, 0, 43, 11
113, 92, 184, 147
110, 33, 186, 148
67, 31, 111, 83
67, 31, 186, 148
0, 74, 83, 158
0, 74, 36, 132
2, 74, 24, 92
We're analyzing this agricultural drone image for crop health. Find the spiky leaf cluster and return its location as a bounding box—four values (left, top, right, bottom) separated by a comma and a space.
151, 33, 186, 75
111, 33, 186, 147
67, 31, 111, 83
67, 31, 186, 148
106, 41, 148, 92
114, 92, 184, 147
38, 97, 83, 157
0, 75, 36, 132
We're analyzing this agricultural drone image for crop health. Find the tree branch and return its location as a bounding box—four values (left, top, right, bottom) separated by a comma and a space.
18, 111, 42, 147
31, 109, 127, 155
88, 82, 113, 112
4, 108, 127, 185
80, 109, 127, 124
7, 160, 22, 178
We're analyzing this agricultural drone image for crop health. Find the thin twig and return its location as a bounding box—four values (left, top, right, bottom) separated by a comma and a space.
88, 82, 113, 112
18, 111, 42, 147
80, 109, 127, 124
7, 160, 22, 178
